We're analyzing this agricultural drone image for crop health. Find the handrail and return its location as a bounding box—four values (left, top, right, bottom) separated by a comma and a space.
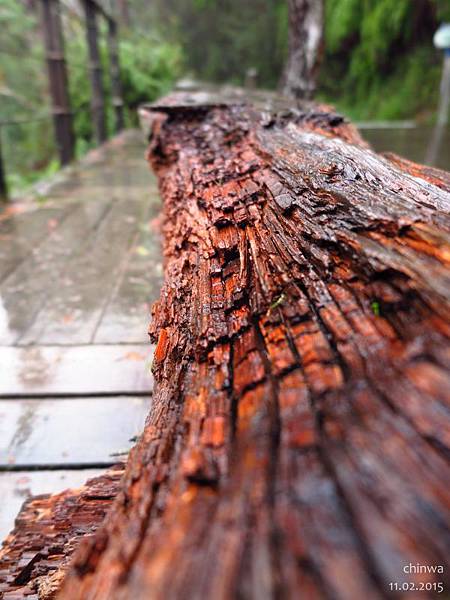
0, 115, 53, 127
0, 0, 124, 202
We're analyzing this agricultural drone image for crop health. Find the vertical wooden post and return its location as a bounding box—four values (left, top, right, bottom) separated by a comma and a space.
107, 18, 125, 133
117, 0, 130, 27
82, 0, 107, 144
40, 0, 75, 165
426, 51, 450, 165
0, 130, 8, 202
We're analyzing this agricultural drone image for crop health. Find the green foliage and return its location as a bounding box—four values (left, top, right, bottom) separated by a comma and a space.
436, 0, 450, 21
6, 157, 60, 194
325, 0, 362, 52
65, 23, 182, 151
0, 0, 52, 182
0, 0, 181, 194
145, 0, 445, 121
321, 0, 445, 120
147, 0, 288, 88
119, 34, 182, 113
0, 0, 448, 195
66, 30, 93, 148
371, 300, 380, 317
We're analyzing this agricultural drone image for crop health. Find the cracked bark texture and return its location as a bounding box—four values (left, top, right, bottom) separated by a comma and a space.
0, 466, 124, 599
52, 95, 450, 599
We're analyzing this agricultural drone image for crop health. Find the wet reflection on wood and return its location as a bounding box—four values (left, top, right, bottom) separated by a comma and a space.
0, 131, 161, 554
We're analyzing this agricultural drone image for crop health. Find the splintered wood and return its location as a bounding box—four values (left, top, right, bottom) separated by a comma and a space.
0, 466, 124, 599
3, 94, 450, 599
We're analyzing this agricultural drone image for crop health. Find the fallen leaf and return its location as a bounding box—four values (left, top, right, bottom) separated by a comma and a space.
149, 215, 162, 232
0, 204, 27, 223
135, 245, 150, 256
121, 351, 145, 361
15, 476, 30, 485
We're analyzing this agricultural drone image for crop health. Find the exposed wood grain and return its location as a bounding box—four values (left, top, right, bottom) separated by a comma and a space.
53, 96, 450, 599
0, 469, 107, 547
382, 151, 450, 193
3, 96, 450, 599
0, 466, 124, 599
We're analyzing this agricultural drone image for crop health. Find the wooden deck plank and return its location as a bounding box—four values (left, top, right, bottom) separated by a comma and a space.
0, 131, 158, 552
0, 199, 111, 345
19, 197, 148, 345
0, 132, 160, 348
0, 469, 107, 544
94, 198, 162, 344
0, 396, 148, 467
0, 344, 153, 396
0, 203, 76, 284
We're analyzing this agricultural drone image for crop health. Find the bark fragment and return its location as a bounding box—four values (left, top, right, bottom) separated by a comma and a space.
0, 466, 124, 599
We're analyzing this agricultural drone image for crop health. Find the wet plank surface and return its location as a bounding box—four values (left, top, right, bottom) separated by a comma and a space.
0, 396, 149, 466
0, 133, 162, 347
94, 218, 163, 343
0, 344, 153, 396
0, 203, 77, 284
0, 131, 161, 544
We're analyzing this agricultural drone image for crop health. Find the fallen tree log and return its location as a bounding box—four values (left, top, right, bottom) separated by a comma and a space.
58, 93, 450, 599
3, 91, 450, 599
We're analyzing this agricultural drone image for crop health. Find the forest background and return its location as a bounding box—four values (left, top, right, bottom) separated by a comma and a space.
1, 0, 449, 190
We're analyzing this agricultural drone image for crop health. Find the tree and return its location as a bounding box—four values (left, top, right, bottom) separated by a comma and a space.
281, 0, 324, 99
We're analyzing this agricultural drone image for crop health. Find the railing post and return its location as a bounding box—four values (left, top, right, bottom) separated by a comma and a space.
39, 0, 75, 165
0, 131, 8, 202
118, 0, 130, 27
107, 18, 125, 132
82, 0, 107, 144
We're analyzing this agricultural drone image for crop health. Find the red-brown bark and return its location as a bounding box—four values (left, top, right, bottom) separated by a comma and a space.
56, 94, 450, 599
0, 466, 124, 599
3, 92, 450, 599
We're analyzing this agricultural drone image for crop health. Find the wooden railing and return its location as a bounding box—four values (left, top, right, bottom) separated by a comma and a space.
0, 0, 124, 201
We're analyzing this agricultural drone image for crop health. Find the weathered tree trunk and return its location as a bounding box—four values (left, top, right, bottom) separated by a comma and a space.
281, 0, 324, 99
2, 92, 450, 599
56, 93, 450, 599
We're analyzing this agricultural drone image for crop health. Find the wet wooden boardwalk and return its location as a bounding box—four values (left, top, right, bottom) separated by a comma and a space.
0, 131, 161, 541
